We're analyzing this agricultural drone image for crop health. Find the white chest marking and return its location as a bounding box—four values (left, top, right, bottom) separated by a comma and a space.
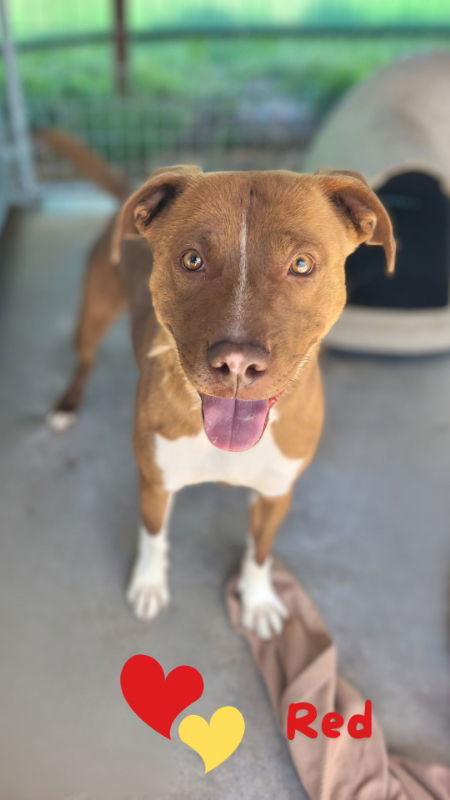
154, 423, 304, 497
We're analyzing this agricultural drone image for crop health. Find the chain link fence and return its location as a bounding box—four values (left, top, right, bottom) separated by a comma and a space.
3, 0, 450, 182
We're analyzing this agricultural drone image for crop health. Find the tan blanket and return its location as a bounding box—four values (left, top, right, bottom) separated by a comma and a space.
225, 565, 450, 799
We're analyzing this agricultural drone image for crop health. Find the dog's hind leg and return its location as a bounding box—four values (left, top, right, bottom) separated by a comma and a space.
48, 220, 128, 431
238, 490, 293, 640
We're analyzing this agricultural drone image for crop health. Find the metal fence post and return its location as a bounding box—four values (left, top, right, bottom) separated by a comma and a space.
113, 0, 128, 95
0, 0, 38, 205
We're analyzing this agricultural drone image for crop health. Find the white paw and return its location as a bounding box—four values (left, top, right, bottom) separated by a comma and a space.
127, 573, 170, 621
238, 548, 288, 640
127, 524, 170, 621
241, 586, 288, 640
46, 410, 77, 432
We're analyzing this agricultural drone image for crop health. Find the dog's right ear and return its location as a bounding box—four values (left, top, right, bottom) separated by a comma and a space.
111, 165, 202, 263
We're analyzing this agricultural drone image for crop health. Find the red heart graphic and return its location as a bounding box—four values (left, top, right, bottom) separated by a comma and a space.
120, 654, 204, 739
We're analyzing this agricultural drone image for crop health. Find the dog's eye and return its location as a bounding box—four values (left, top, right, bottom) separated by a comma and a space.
182, 250, 204, 271
289, 254, 315, 276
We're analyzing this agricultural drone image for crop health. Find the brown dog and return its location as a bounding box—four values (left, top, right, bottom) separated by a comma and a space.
48, 141, 395, 639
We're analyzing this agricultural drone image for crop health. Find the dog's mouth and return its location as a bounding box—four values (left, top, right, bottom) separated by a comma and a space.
200, 393, 280, 451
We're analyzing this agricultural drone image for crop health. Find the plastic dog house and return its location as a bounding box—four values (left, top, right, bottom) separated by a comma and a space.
304, 52, 450, 355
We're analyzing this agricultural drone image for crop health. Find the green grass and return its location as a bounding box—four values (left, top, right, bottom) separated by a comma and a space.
4, 2, 450, 169
12, 37, 450, 107
7, 0, 450, 108
9, 0, 450, 39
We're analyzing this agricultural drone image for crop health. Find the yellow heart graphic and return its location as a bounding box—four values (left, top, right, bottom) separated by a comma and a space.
178, 706, 245, 773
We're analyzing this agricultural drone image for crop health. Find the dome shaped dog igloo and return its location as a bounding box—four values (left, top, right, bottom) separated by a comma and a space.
304, 52, 450, 355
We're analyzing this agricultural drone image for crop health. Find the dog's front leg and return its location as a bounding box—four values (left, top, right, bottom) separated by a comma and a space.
127, 476, 173, 621
238, 490, 292, 640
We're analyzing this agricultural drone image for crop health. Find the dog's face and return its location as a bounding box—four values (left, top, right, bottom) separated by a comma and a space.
115, 167, 395, 451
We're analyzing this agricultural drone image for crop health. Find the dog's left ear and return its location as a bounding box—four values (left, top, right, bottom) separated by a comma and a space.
111, 164, 203, 263
315, 169, 396, 274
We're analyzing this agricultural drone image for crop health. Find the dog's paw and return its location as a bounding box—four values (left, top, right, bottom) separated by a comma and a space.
127, 525, 170, 621
238, 548, 288, 640
46, 410, 77, 433
127, 574, 170, 621
240, 587, 288, 640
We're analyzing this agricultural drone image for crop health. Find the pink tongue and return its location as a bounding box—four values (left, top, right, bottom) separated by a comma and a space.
201, 395, 269, 451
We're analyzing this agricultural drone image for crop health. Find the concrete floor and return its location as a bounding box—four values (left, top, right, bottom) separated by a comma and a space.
1, 198, 449, 800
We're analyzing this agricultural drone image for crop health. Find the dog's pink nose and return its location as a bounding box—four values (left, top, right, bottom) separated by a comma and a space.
208, 341, 269, 387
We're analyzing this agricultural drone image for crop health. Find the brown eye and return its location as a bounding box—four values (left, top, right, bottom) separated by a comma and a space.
182, 249, 204, 271
289, 254, 315, 276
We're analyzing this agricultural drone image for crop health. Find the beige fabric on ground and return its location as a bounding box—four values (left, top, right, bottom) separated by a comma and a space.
226, 565, 450, 800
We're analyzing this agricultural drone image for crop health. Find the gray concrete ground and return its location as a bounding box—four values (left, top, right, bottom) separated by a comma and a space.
0, 197, 449, 800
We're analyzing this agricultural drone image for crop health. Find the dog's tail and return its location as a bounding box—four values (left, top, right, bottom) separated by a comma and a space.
36, 128, 131, 201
